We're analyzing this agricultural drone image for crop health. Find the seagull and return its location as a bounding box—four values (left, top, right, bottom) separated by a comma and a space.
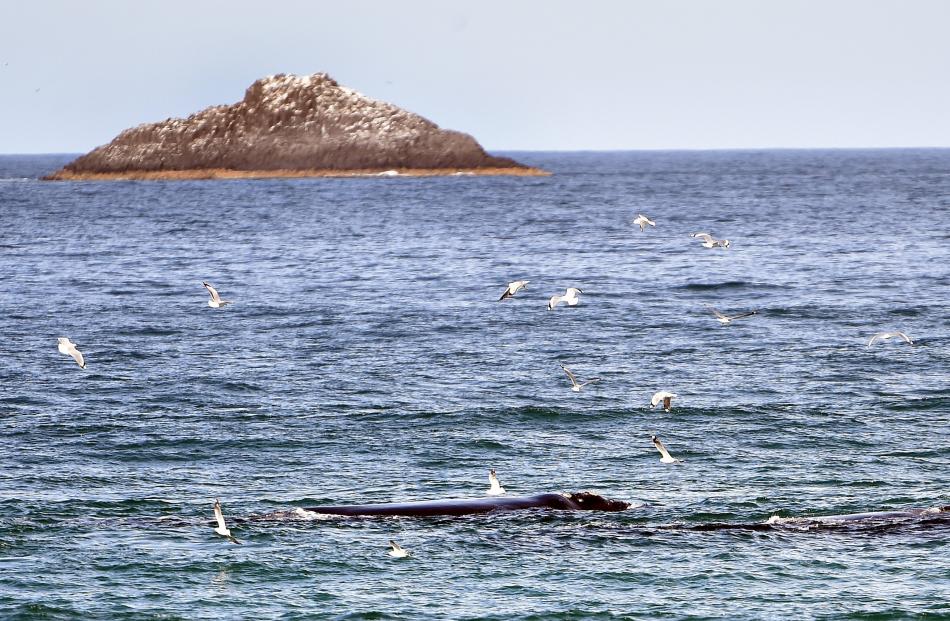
57, 337, 86, 369
867, 331, 914, 347
388, 540, 410, 558
487, 469, 506, 495
650, 391, 677, 412
690, 232, 730, 248
499, 280, 530, 301
548, 287, 583, 310
213, 499, 241, 544
633, 214, 656, 231
202, 281, 231, 308
706, 305, 757, 325
561, 364, 602, 392
651, 435, 682, 464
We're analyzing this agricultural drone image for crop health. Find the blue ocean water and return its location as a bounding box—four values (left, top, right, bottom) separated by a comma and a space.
0, 150, 948, 619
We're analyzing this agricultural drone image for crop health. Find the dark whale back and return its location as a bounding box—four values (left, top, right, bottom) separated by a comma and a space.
304, 492, 629, 517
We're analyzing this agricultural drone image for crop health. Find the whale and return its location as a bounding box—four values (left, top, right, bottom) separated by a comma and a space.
303, 492, 629, 517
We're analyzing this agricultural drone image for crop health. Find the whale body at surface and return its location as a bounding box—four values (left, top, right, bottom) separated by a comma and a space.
304, 492, 629, 517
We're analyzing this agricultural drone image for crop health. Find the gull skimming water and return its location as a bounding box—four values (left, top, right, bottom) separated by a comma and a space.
706, 305, 757, 325
213, 499, 241, 544
548, 287, 583, 310
388, 540, 410, 558
867, 331, 914, 347
499, 280, 529, 301
57, 337, 86, 369
561, 364, 601, 392
690, 232, 730, 248
202, 281, 231, 308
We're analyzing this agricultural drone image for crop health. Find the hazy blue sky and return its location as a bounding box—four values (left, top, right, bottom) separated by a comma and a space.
2, 0, 949, 153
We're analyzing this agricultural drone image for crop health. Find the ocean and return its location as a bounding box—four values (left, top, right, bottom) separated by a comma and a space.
0, 150, 948, 619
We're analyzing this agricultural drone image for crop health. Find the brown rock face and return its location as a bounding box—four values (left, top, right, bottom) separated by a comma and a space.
48, 73, 540, 178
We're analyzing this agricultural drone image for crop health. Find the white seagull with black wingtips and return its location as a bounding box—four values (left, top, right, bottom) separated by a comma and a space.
202, 281, 231, 308
867, 331, 914, 347
213, 499, 240, 544
388, 540, 410, 558
499, 280, 530, 301
57, 337, 86, 369
690, 232, 730, 248
561, 365, 601, 392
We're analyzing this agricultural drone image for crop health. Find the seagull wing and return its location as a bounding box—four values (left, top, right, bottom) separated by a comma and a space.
580, 378, 602, 387
653, 437, 674, 461
867, 333, 885, 347
707, 306, 728, 320
548, 295, 562, 310
499, 288, 512, 301
213, 499, 228, 531
203, 282, 222, 303
70, 347, 86, 369
663, 395, 672, 410
691, 233, 714, 242
896, 332, 914, 345
727, 311, 757, 321
561, 365, 579, 388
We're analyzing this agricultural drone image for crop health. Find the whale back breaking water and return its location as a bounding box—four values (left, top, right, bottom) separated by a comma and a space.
0, 150, 948, 619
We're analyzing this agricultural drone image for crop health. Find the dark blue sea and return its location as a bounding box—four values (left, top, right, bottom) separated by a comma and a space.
0, 150, 948, 620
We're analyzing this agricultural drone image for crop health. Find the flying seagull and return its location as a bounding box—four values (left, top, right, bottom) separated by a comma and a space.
548, 287, 583, 310
388, 540, 410, 558
57, 337, 86, 369
561, 364, 601, 392
499, 280, 530, 301
651, 435, 682, 464
690, 232, 730, 248
650, 391, 677, 412
213, 499, 241, 544
706, 305, 757, 325
487, 469, 506, 496
202, 281, 231, 308
633, 214, 656, 231
867, 331, 914, 347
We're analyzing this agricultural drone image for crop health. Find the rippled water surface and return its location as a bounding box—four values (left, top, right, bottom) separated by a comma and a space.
1, 151, 948, 619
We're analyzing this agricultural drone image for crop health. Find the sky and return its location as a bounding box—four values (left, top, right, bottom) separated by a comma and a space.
2, 0, 949, 153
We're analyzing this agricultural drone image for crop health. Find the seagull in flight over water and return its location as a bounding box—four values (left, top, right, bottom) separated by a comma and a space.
548, 287, 583, 310
561, 364, 601, 392
487, 469, 506, 495
388, 540, 410, 558
690, 232, 730, 248
499, 280, 529, 301
706, 305, 757, 325
652, 435, 682, 464
202, 281, 231, 308
633, 214, 656, 231
213, 499, 241, 544
650, 391, 677, 412
867, 331, 914, 347
57, 337, 86, 369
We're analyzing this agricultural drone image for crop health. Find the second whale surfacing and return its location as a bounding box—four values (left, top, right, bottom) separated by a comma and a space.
303, 492, 629, 517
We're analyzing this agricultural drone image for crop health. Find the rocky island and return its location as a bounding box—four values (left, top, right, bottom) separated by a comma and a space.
45, 73, 546, 180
